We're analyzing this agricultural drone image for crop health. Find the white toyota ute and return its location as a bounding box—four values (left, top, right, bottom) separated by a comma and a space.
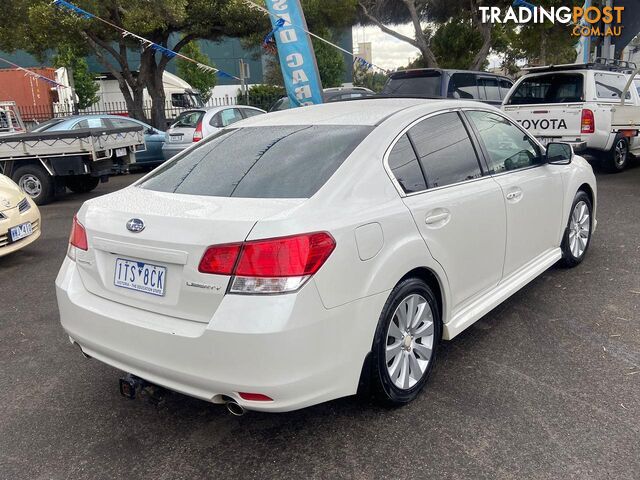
502, 60, 640, 172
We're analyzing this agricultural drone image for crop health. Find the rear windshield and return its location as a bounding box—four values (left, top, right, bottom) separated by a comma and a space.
171, 110, 205, 128
382, 71, 443, 97
139, 125, 373, 199
30, 118, 66, 132
506, 74, 584, 105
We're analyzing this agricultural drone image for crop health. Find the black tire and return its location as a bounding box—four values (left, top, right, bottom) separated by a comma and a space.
559, 190, 593, 268
65, 175, 100, 194
604, 136, 628, 173
370, 277, 441, 406
11, 164, 54, 205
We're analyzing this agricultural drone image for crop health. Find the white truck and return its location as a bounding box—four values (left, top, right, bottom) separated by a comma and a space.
0, 106, 145, 205
502, 60, 640, 172
91, 71, 204, 125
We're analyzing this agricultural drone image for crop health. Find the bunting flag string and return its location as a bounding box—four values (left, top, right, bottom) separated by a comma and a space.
242, 0, 388, 74
0, 55, 71, 89
52, 0, 240, 80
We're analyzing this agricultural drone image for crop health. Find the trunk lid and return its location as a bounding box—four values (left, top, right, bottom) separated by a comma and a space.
166, 110, 204, 145
502, 103, 584, 143
75, 186, 304, 323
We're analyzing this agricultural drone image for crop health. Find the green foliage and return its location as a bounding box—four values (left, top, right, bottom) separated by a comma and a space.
236, 84, 285, 111
262, 29, 346, 89
177, 42, 217, 102
52, 45, 100, 109
431, 18, 487, 70
353, 64, 387, 92
313, 29, 345, 88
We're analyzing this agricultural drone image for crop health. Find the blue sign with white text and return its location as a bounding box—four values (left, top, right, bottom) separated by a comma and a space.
266, 0, 324, 107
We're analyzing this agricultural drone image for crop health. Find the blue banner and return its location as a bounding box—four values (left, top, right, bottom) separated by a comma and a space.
265, 0, 323, 107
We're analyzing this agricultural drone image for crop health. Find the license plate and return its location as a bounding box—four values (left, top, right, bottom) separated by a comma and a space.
115, 147, 127, 157
9, 222, 33, 243
170, 134, 183, 142
114, 258, 167, 297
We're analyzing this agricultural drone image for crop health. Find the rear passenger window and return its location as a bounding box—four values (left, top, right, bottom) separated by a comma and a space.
499, 80, 513, 99
478, 78, 500, 102
595, 73, 631, 100
408, 112, 482, 188
387, 134, 426, 194
448, 73, 479, 99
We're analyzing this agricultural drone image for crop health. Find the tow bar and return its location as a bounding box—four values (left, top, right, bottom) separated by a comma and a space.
119, 374, 166, 405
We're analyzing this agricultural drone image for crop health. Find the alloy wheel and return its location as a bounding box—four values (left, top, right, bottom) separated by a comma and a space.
568, 200, 590, 258
614, 139, 627, 168
385, 294, 435, 390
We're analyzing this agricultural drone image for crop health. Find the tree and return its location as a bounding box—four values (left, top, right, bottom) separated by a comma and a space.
53, 45, 100, 109
262, 27, 347, 89
0, 1, 265, 128
249, 0, 359, 88
358, 0, 581, 73
353, 64, 387, 92
177, 42, 217, 103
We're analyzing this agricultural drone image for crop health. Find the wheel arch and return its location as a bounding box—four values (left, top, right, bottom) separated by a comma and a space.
399, 267, 445, 334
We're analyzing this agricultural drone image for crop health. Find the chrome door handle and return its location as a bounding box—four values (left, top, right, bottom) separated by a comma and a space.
425, 212, 450, 225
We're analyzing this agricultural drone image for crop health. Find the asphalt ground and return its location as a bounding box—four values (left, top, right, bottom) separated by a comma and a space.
1, 165, 638, 480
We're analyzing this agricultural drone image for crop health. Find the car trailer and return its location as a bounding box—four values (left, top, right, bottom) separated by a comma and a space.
0, 125, 146, 205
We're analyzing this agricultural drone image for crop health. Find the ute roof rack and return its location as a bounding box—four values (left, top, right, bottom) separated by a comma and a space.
524, 58, 637, 75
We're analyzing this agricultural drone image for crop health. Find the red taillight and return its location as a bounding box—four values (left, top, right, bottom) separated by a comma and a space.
198, 232, 336, 293
235, 232, 335, 277
198, 243, 241, 275
581, 109, 595, 134
69, 214, 88, 251
238, 392, 273, 402
192, 121, 203, 142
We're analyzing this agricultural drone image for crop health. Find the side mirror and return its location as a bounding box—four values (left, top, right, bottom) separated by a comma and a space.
145, 127, 155, 135
546, 142, 573, 165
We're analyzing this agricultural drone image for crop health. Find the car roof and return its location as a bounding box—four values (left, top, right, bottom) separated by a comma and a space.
190, 105, 265, 113
232, 98, 490, 127
39, 114, 151, 131
390, 68, 511, 80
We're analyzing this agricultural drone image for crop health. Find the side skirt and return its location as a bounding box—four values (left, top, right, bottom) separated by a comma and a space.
443, 248, 562, 340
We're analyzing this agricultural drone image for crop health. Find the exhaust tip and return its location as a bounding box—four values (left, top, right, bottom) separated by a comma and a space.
74, 341, 92, 359
226, 401, 245, 416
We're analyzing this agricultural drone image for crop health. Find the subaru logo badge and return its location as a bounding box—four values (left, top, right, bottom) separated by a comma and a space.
126, 218, 145, 233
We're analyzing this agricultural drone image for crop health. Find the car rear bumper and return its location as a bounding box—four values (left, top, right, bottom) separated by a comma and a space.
55, 257, 386, 412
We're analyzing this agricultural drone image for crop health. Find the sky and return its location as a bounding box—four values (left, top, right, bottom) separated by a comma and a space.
352, 24, 502, 71
352, 24, 420, 70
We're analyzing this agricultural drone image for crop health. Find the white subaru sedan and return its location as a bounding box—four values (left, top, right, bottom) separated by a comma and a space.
56, 99, 596, 413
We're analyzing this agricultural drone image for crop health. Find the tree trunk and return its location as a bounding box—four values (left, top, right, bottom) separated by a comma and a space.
147, 67, 167, 129
539, 29, 547, 66
468, 0, 492, 70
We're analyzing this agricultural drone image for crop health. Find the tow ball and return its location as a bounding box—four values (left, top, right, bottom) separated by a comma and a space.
119, 374, 166, 405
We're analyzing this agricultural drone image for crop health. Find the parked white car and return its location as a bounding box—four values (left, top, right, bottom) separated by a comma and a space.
502, 62, 640, 172
56, 98, 597, 413
162, 105, 266, 160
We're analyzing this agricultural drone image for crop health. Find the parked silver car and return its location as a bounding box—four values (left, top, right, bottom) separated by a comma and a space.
162, 105, 265, 160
